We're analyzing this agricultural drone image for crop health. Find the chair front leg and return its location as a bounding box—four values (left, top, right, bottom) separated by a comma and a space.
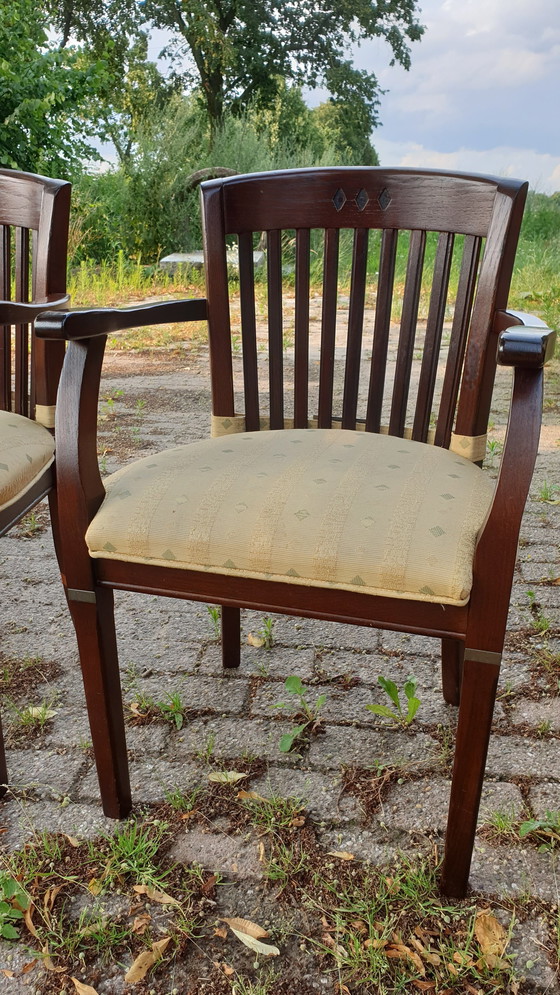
441, 637, 464, 706
68, 585, 131, 818
221, 605, 241, 668
440, 652, 500, 897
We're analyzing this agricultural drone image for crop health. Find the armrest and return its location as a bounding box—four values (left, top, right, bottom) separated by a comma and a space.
0, 294, 70, 323
498, 326, 556, 369
35, 298, 208, 341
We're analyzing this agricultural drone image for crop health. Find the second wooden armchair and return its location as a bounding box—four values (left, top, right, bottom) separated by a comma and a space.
36, 167, 555, 898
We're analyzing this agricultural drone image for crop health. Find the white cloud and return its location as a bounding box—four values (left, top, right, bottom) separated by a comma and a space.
374, 138, 560, 194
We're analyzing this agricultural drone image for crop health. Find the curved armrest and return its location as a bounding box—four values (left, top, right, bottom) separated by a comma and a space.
0, 294, 70, 323
35, 298, 208, 341
498, 326, 556, 368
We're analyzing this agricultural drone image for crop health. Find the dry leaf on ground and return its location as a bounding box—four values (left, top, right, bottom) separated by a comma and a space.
326, 850, 355, 861
474, 910, 508, 957
208, 771, 247, 784
71, 979, 100, 995
247, 633, 266, 647
221, 917, 280, 956
133, 884, 179, 906
124, 936, 171, 984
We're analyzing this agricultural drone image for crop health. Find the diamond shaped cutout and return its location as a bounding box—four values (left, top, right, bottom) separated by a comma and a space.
332, 187, 347, 211
355, 188, 369, 211
377, 187, 391, 211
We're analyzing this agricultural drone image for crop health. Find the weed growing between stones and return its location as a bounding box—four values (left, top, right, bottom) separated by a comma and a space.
271, 675, 327, 753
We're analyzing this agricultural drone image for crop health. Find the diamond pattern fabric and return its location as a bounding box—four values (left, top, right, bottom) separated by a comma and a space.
86, 429, 496, 606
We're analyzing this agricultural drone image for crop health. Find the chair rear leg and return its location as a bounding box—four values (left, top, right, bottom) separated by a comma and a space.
441, 638, 464, 705
0, 711, 7, 797
68, 586, 131, 818
221, 605, 241, 668
440, 654, 499, 897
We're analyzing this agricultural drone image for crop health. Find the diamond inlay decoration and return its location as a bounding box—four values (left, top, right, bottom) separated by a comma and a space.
332, 187, 347, 211
377, 187, 391, 211
354, 188, 369, 211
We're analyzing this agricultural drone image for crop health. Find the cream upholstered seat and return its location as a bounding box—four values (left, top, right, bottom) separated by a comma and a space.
87, 429, 495, 606
0, 411, 55, 513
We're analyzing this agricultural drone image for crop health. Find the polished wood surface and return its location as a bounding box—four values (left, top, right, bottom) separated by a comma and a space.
36, 167, 555, 897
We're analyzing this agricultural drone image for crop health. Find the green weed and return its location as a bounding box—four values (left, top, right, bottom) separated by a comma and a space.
156, 691, 186, 730
273, 675, 327, 753
0, 873, 29, 939
366, 675, 421, 726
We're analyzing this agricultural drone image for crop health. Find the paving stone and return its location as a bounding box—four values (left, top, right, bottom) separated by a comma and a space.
170, 827, 264, 879
250, 767, 362, 822
135, 672, 250, 714
381, 778, 524, 831
470, 842, 559, 903
78, 757, 205, 804
509, 696, 560, 731
0, 800, 116, 849
5, 748, 85, 800
198, 642, 316, 679
529, 782, 560, 818
308, 726, 440, 770
379, 630, 438, 656
485, 735, 560, 779
257, 612, 382, 651
314, 648, 439, 685
173, 716, 295, 763
509, 915, 560, 992
125, 722, 170, 754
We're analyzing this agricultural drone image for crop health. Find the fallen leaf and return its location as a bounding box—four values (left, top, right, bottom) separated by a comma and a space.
124, 936, 171, 984
214, 927, 228, 939
327, 850, 355, 861
21, 960, 38, 975
23, 905, 39, 938
42, 945, 66, 973
247, 633, 265, 647
131, 914, 152, 935
213, 961, 235, 976
290, 816, 306, 827
71, 979, 100, 995
201, 874, 217, 896
446, 962, 459, 976
453, 950, 475, 967
221, 918, 279, 956
476, 953, 510, 971
474, 910, 508, 958
221, 917, 269, 938
27, 707, 57, 720
412, 983, 436, 992
258, 841, 266, 863
87, 878, 103, 896
44, 884, 64, 912
133, 885, 179, 906
208, 771, 247, 784
364, 938, 387, 949
0, 971, 14, 978
349, 919, 368, 936
63, 834, 81, 847
237, 789, 268, 802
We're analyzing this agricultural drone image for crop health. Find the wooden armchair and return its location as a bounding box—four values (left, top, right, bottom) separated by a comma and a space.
0, 168, 71, 786
35, 167, 555, 898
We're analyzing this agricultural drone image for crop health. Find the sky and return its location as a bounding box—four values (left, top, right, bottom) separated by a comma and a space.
348, 0, 560, 193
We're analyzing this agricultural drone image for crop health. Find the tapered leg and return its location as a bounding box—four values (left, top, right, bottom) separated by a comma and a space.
441, 638, 464, 706
68, 586, 131, 818
440, 655, 499, 897
221, 605, 241, 668
0, 710, 8, 796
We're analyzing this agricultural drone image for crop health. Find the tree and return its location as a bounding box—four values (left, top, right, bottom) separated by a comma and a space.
45, 0, 424, 132
0, 0, 106, 174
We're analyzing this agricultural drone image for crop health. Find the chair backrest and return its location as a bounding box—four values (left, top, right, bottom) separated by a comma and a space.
0, 169, 71, 422
201, 167, 527, 460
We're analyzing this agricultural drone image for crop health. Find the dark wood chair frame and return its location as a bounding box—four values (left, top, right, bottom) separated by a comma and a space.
0, 168, 71, 789
35, 167, 555, 898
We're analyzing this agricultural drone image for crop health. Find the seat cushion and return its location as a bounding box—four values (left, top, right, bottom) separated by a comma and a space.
0, 411, 55, 512
87, 429, 496, 606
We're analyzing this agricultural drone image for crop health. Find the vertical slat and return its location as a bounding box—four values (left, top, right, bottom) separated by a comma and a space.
389, 229, 426, 436
366, 229, 398, 432
342, 228, 368, 430
15, 227, 30, 415
0, 225, 11, 409
412, 232, 454, 441
267, 229, 284, 428
435, 235, 481, 447
294, 228, 310, 427
238, 232, 260, 431
318, 228, 339, 428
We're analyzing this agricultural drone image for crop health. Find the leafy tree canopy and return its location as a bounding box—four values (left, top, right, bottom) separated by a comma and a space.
46, 0, 424, 130
0, 0, 106, 174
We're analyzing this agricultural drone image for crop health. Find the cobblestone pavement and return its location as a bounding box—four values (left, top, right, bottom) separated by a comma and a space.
0, 339, 558, 993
